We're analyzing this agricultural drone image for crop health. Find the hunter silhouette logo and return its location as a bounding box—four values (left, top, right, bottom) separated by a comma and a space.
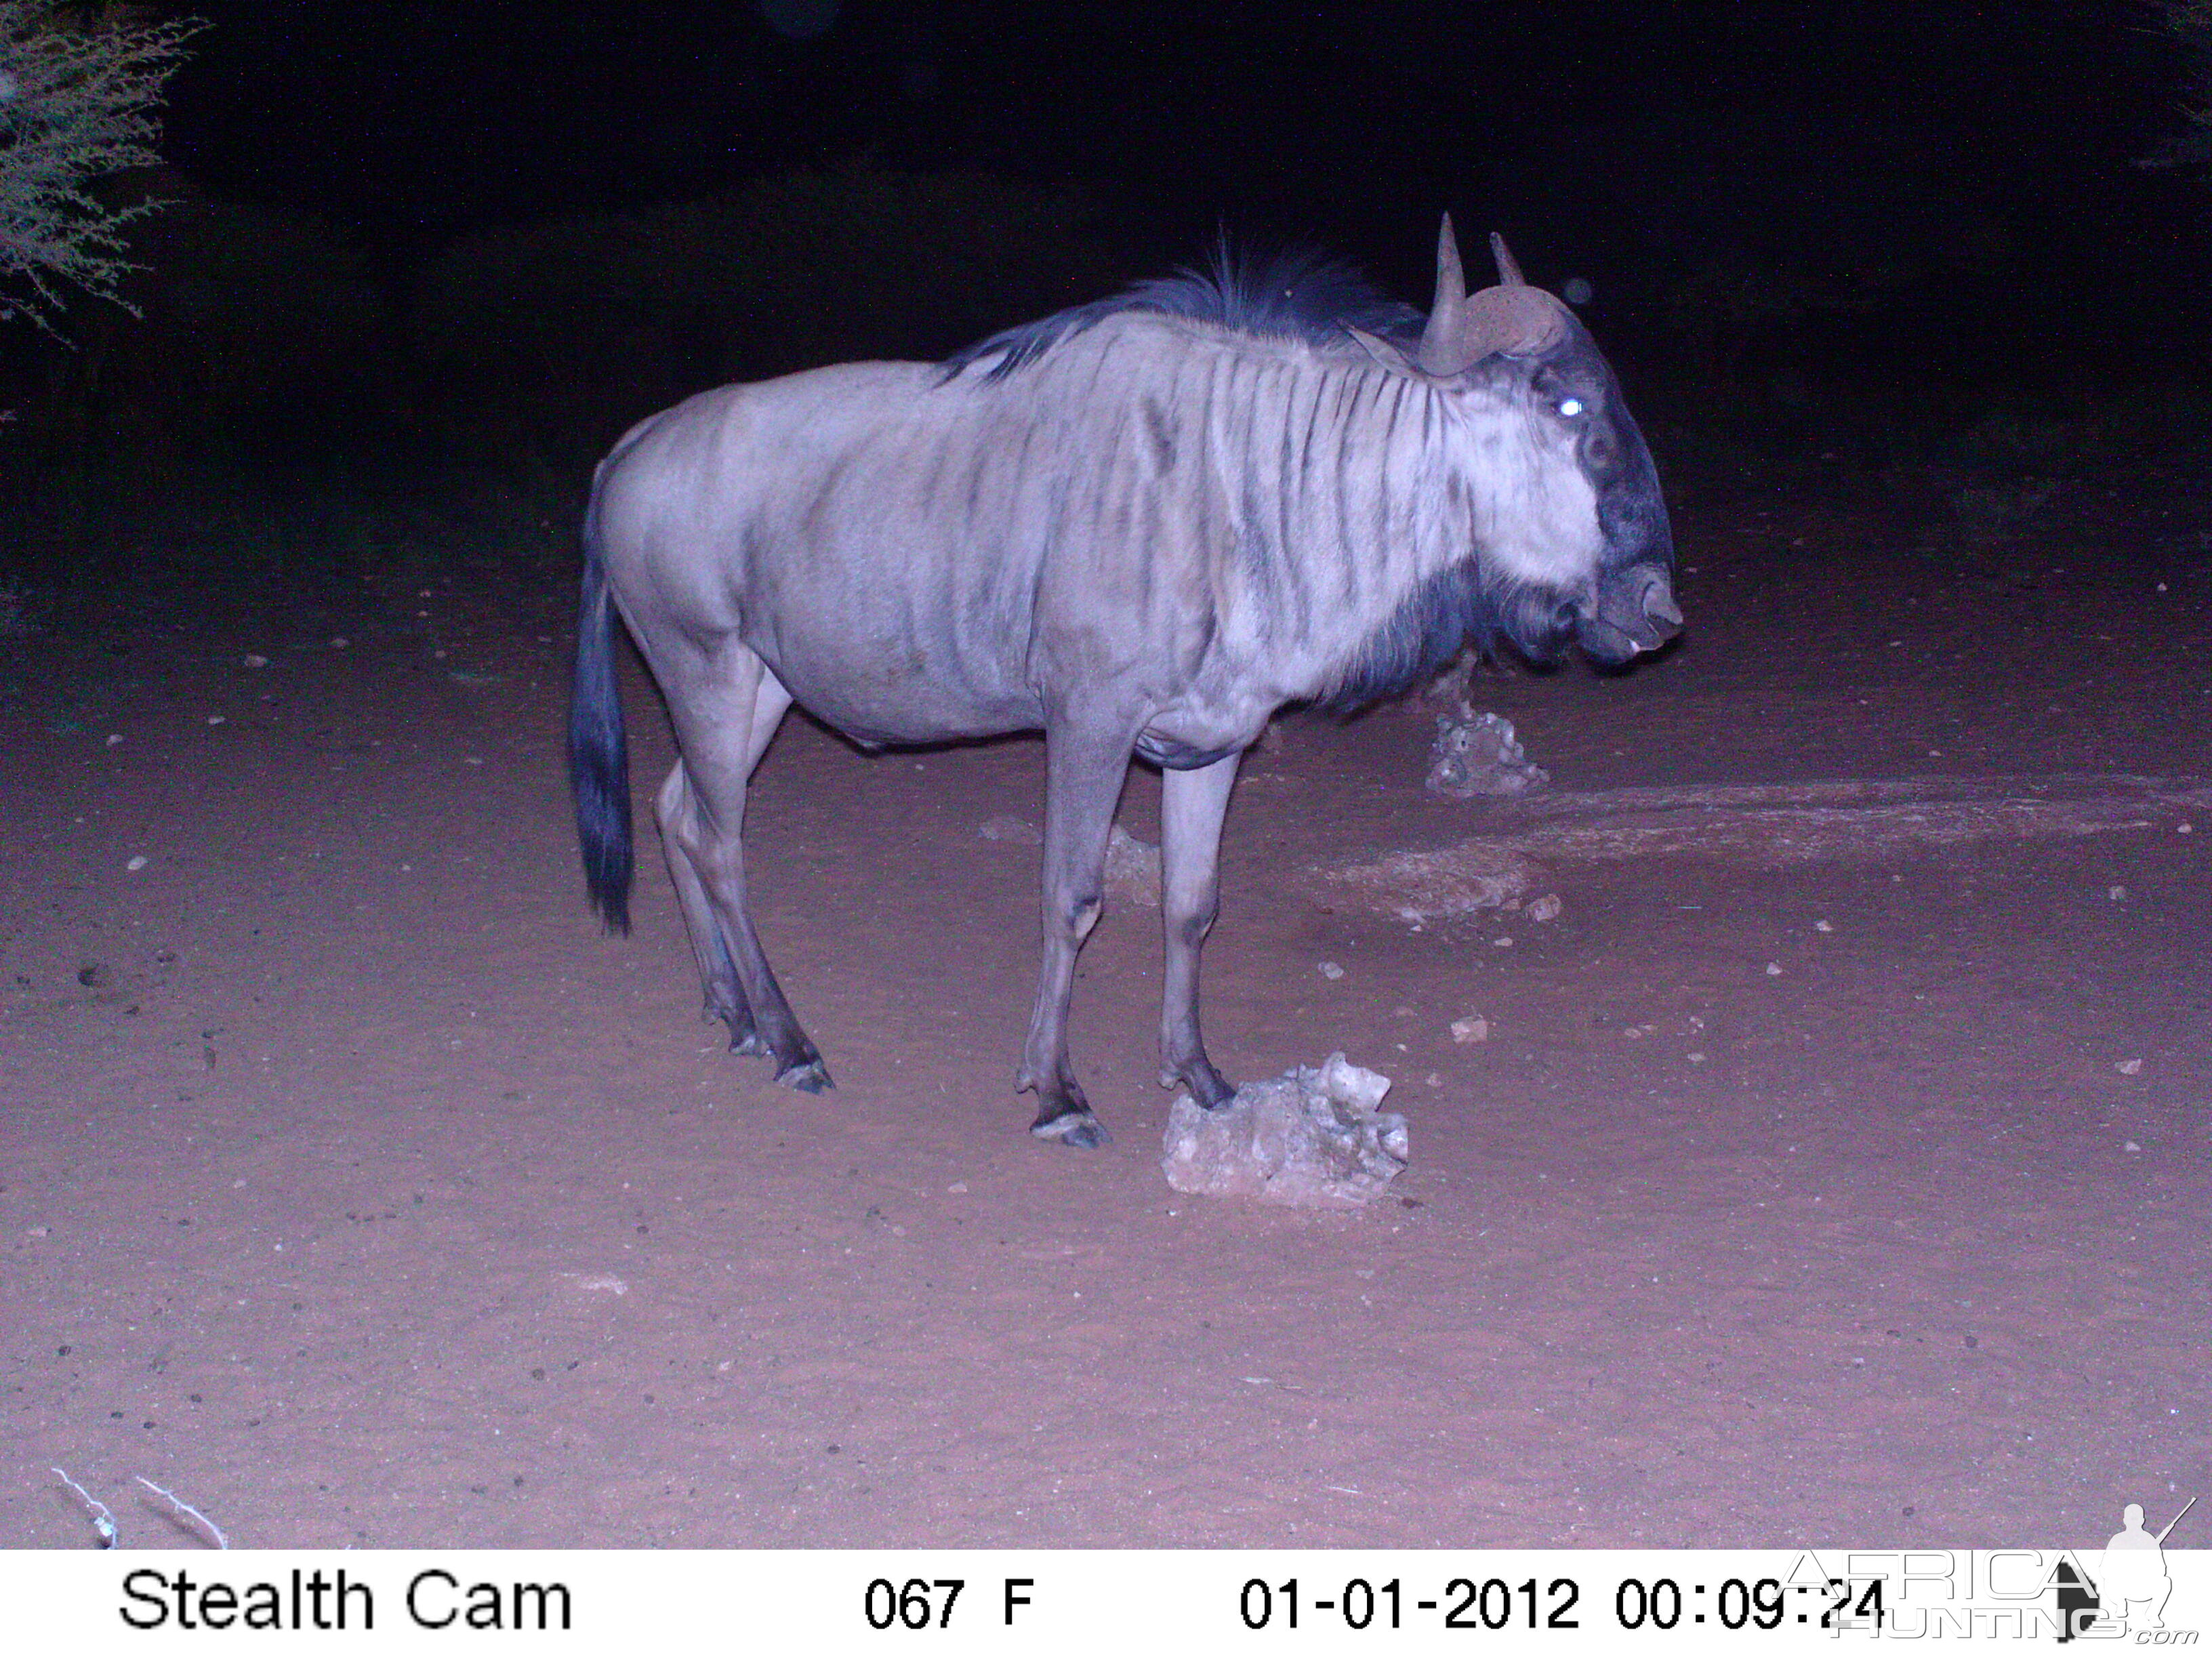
2056, 1495, 2195, 1641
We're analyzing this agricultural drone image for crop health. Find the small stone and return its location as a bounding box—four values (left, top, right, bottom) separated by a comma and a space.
1317, 961, 1345, 980
329, 636, 348, 649
1492, 936, 1513, 948
1687, 1051, 1706, 1063
946, 1181, 967, 1193
243, 654, 268, 668
2180, 823, 2194, 836
977, 815, 1042, 844
2108, 885, 2127, 902
2116, 1059, 2143, 1076
2124, 1140, 2142, 1153
125, 855, 148, 872
1814, 919, 1833, 933
1525, 893, 1562, 922
1449, 1015, 1490, 1044
106, 735, 121, 747
205, 714, 226, 726
1765, 962, 1784, 976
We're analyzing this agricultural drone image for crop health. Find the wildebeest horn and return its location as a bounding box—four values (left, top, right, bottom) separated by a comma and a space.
1417, 215, 1468, 375
1416, 217, 1568, 375
1490, 232, 1525, 287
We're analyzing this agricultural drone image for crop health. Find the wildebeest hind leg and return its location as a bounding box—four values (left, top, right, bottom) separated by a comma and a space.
657, 765, 765, 1055
1017, 718, 1132, 1147
657, 655, 832, 1092
1158, 750, 1240, 1107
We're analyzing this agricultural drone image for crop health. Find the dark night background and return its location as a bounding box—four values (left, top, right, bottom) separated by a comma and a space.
5, 0, 2211, 592
163, 0, 2196, 285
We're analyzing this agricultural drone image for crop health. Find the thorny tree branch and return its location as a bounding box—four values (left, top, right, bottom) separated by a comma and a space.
0, 2, 205, 335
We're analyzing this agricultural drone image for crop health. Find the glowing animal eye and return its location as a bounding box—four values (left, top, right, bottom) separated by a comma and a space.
1558, 398, 1584, 417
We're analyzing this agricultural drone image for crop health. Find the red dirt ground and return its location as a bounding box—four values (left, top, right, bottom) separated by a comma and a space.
3, 476, 2207, 1549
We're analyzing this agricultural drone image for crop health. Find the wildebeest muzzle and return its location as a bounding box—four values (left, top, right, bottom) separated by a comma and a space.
1575, 562, 1683, 666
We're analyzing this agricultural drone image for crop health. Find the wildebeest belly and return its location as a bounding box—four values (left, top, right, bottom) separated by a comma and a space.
743, 602, 1046, 746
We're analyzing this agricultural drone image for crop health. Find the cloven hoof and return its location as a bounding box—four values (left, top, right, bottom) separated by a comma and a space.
775, 1059, 834, 1094
1030, 1109, 1110, 1149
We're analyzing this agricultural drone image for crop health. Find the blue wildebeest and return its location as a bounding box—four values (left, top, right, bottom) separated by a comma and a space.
570, 219, 1679, 1147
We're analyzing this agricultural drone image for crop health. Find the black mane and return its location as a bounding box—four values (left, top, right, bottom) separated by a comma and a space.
941, 241, 1423, 382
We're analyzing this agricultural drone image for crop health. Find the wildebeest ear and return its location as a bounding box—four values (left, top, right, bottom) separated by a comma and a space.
1344, 327, 1422, 377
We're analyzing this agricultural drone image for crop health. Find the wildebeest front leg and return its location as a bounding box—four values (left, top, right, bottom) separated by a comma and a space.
1158, 750, 1241, 1107
1017, 720, 1131, 1147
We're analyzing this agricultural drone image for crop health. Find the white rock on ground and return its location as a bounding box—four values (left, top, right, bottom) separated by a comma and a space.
1103, 823, 1162, 906
1161, 1052, 1410, 1208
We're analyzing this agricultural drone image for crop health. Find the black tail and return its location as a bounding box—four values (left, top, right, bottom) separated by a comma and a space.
569, 493, 634, 933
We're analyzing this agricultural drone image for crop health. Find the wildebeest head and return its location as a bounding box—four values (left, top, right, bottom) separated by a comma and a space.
1349, 218, 1681, 668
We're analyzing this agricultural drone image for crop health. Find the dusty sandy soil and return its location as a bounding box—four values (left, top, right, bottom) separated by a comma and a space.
3, 474, 2207, 1549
